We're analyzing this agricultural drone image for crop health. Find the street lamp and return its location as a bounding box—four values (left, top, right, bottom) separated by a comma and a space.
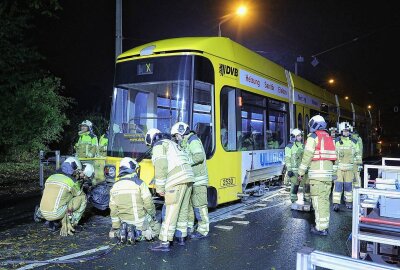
218, 5, 247, 37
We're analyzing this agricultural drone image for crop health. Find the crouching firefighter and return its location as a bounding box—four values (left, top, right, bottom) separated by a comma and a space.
35, 157, 88, 236
109, 157, 161, 244
284, 128, 310, 204
298, 115, 336, 236
332, 122, 361, 211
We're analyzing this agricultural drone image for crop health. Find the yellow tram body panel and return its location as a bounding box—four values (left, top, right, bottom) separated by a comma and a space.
109, 37, 372, 206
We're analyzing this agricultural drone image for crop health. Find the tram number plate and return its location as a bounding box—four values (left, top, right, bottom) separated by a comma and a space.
220, 177, 236, 188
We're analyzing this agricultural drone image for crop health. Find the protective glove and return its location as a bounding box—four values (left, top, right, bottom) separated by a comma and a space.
109, 228, 119, 238
142, 229, 156, 241
288, 171, 295, 178
60, 216, 75, 236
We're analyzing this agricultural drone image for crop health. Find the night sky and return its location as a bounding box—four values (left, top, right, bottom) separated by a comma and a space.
35, 0, 400, 136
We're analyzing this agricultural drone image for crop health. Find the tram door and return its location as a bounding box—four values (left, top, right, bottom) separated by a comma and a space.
295, 104, 310, 135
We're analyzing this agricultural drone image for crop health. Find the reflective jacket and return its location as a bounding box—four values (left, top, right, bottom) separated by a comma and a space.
40, 173, 82, 220
181, 132, 209, 186
151, 139, 194, 193
298, 130, 337, 180
311, 130, 336, 161
75, 131, 98, 158
109, 173, 156, 230
98, 134, 109, 156
334, 136, 361, 171
351, 133, 363, 159
284, 141, 304, 173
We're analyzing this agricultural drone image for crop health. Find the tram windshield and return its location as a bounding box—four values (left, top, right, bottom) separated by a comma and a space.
108, 55, 214, 159
109, 56, 192, 158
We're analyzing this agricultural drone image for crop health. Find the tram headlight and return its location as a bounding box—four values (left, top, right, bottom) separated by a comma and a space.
104, 165, 116, 178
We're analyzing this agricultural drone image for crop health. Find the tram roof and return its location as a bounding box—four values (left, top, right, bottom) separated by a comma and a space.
119, 36, 289, 86
119, 37, 361, 112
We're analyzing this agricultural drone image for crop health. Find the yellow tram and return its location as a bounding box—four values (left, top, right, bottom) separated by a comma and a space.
103, 37, 376, 207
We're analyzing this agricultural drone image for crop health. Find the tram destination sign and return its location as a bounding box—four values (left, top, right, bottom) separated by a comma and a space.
137, 62, 154, 75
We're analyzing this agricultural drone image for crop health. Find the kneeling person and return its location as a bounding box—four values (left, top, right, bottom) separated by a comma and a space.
109, 157, 160, 243
37, 157, 88, 236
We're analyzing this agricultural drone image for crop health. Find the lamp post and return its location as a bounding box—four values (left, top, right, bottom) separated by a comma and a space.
294, 56, 304, 75
218, 6, 247, 37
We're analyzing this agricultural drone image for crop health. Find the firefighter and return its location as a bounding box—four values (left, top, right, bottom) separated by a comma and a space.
298, 115, 336, 235
171, 122, 209, 239
351, 129, 363, 188
36, 157, 88, 236
108, 157, 160, 244
74, 120, 98, 158
285, 128, 310, 204
267, 130, 279, 149
98, 127, 109, 157
332, 122, 361, 211
145, 128, 194, 252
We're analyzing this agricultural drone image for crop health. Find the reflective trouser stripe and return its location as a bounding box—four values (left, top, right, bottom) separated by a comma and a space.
41, 205, 67, 221
67, 194, 87, 225
175, 184, 193, 238
159, 183, 190, 242
310, 179, 332, 231
188, 185, 209, 235
290, 175, 311, 202
333, 170, 354, 204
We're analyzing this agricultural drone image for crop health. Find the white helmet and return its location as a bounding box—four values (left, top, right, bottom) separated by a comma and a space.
290, 128, 302, 137
64, 156, 82, 170
309, 115, 326, 132
119, 157, 138, 175
82, 163, 95, 178
62, 156, 82, 175
145, 128, 161, 146
80, 120, 93, 129
171, 122, 189, 136
338, 122, 353, 133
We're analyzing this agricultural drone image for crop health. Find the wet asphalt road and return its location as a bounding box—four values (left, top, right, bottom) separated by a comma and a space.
0, 155, 392, 269
0, 187, 354, 270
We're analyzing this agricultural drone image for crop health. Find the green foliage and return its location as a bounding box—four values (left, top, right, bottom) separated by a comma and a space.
0, 0, 69, 162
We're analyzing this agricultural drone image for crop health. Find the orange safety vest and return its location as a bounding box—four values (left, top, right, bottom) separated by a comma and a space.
312, 130, 337, 161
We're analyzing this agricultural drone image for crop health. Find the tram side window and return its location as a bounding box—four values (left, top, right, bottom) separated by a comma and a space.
220, 87, 237, 151
297, 113, 303, 130
239, 91, 265, 151
192, 80, 214, 157
268, 99, 288, 149
305, 114, 309, 134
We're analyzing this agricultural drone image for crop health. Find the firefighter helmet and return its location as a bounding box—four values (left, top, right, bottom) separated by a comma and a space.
309, 115, 326, 132
80, 120, 93, 129
83, 163, 95, 178
170, 122, 190, 136
338, 122, 353, 134
290, 128, 303, 137
119, 157, 138, 176
145, 128, 162, 146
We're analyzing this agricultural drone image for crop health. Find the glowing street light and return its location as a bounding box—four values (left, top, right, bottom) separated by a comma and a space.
367, 105, 372, 109
328, 79, 335, 84
345, 96, 349, 100
218, 5, 247, 37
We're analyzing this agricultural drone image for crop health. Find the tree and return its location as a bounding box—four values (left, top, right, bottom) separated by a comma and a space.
0, 0, 70, 161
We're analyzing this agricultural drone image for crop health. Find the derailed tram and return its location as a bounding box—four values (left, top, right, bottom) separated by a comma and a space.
104, 37, 378, 207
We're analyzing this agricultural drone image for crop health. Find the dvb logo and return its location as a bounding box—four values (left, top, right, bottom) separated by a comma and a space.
219, 64, 238, 77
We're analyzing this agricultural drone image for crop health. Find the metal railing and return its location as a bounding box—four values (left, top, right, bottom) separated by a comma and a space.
39, 150, 61, 189
296, 247, 398, 270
